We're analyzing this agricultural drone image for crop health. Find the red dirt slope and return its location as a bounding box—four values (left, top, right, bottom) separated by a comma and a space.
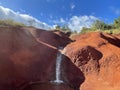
65, 32, 120, 90
0, 26, 84, 90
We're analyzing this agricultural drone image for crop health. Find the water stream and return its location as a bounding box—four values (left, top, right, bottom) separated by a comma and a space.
53, 47, 64, 83
54, 51, 63, 83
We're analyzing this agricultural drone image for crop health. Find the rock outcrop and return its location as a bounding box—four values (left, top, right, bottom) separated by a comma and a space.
0, 26, 84, 90
65, 32, 120, 90
0, 26, 58, 89
1, 26, 120, 90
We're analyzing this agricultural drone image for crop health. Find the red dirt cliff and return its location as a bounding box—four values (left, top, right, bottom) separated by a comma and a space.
0, 26, 120, 90
65, 32, 120, 90
0, 26, 84, 90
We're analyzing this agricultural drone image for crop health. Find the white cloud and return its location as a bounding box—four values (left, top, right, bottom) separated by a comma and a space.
0, 6, 99, 32
60, 18, 66, 23
70, 3, 75, 10
52, 18, 67, 24
0, 6, 51, 30
52, 24, 57, 29
110, 6, 120, 15
52, 15, 98, 32
52, 16, 98, 32
68, 15, 98, 32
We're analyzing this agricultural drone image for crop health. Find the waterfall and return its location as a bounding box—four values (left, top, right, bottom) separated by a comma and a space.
53, 47, 64, 83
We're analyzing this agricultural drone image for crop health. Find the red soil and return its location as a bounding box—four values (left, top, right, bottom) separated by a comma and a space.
65, 32, 120, 90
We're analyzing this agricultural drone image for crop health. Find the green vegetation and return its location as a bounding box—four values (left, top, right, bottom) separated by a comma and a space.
52, 17, 120, 35
52, 24, 78, 35
0, 19, 25, 27
80, 17, 120, 34
55, 25, 71, 32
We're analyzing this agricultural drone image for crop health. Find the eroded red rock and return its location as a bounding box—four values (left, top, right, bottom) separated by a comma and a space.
0, 26, 84, 90
0, 26, 58, 89
65, 32, 120, 90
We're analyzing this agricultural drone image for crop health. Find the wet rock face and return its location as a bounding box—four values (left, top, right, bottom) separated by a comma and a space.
61, 56, 85, 89
0, 27, 75, 90
65, 32, 120, 90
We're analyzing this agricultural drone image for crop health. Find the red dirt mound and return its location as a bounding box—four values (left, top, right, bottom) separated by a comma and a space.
0, 26, 75, 90
65, 32, 120, 90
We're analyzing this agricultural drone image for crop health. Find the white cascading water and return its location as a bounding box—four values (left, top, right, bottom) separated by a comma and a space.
54, 51, 63, 83
53, 47, 65, 83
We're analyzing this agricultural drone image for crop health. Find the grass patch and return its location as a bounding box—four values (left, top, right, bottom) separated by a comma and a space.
0, 19, 25, 27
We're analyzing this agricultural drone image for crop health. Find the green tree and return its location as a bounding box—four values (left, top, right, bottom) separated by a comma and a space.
92, 20, 106, 30
55, 25, 61, 30
104, 24, 113, 30
80, 27, 91, 34
61, 25, 71, 32
113, 17, 120, 29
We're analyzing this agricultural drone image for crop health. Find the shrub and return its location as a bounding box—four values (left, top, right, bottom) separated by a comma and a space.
0, 19, 25, 27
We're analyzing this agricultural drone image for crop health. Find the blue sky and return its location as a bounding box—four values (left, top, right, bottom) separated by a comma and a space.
0, 0, 120, 31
